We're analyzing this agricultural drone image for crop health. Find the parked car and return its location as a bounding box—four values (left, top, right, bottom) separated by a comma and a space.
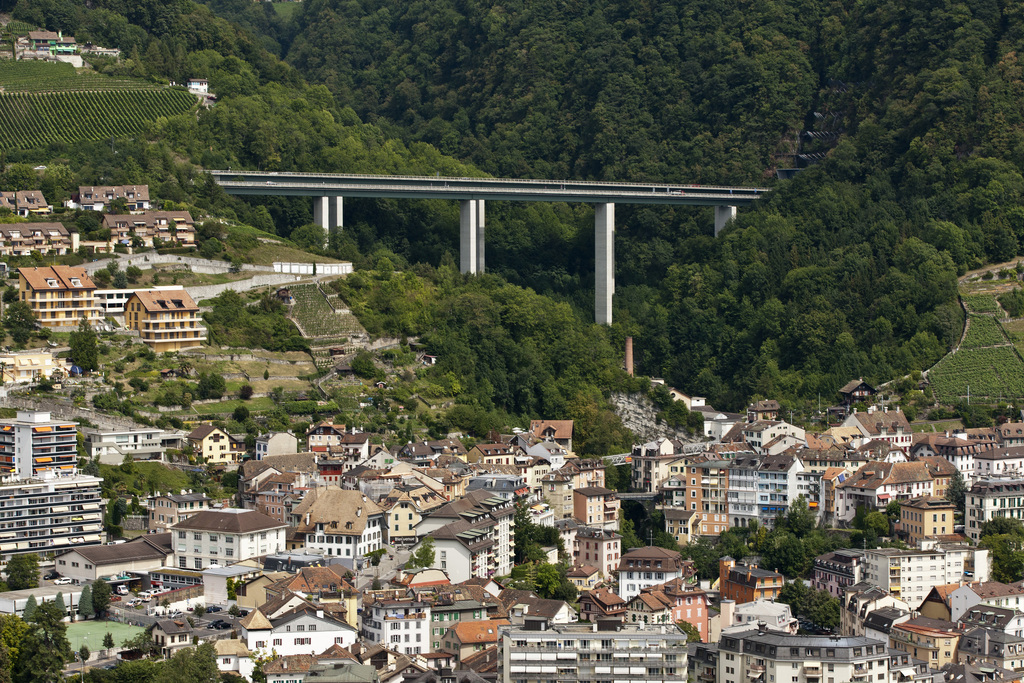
116, 586, 129, 595
207, 619, 228, 630
53, 577, 73, 585
43, 571, 59, 580
125, 598, 142, 607
205, 605, 222, 613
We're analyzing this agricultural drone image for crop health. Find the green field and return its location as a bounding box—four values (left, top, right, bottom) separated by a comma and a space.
961, 293, 1001, 314
0, 61, 163, 92
0, 89, 197, 150
961, 315, 1009, 349
67, 620, 145, 653
272, 2, 302, 19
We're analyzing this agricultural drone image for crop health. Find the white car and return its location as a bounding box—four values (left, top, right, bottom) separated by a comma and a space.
116, 586, 129, 595
53, 577, 73, 585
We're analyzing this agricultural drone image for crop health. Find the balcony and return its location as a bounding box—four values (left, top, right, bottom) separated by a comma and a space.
747, 664, 765, 679
805, 665, 821, 677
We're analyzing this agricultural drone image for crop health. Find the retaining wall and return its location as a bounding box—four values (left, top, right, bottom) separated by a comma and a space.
273, 262, 352, 275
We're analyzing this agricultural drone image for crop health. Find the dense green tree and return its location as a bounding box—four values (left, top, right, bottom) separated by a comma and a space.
947, 471, 968, 517
91, 580, 111, 617
15, 601, 72, 683
78, 583, 94, 620
69, 319, 99, 372
153, 641, 219, 683
5, 554, 39, 591
4, 302, 36, 347
406, 537, 435, 570
21, 596, 36, 622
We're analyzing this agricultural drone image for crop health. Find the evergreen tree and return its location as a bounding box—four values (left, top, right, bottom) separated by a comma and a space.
78, 584, 94, 620
68, 318, 98, 372
91, 581, 111, 616
16, 602, 72, 683
54, 592, 66, 617
947, 470, 968, 516
102, 632, 115, 655
20, 596, 36, 621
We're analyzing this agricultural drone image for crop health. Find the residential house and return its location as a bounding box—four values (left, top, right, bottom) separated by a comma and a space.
718, 557, 784, 603
256, 432, 299, 460
683, 459, 730, 537
291, 487, 386, 564
974, 447, 1024, 479
239, 592, 358, 657
0, 349, 71, 385
147, 490, 212, 533
84, 426, 184, 465
957, 627, 1024, 671
528, 420, 574, 452
416, 489, 515, 578
188, 425, 246, 466
663, 507, 699, 546
380, 484, 448, 546
899, 497, 956, 546
102, 211, 196, 247
578, 587, 625, 625
72, 185, 150, 211
124, 289, 207, 352
0, 191, 50, 218
18, 265, 99, 328
572, 526, 621, 579
630, 439, 688, 493
742, 420, 806, 454
616, 546, 689, 601
306, 421, 347, 452
540, 470, 574, 519
839, 378, 877, 408
967, 476, 1024, 542
572, 486, 619, 530
153, 619, 194, 658
361, 597, 431, 656
836, 461, 937, 523
627, 577, 710, 641
889, 617, 961, 669
842, 406, 913, 449
566, 565, 600, 591
171, 508, 286, 570
720, 598, 798, 635
465, 443, 518, 466
747, 399, 781, 421
949, 581, 1024, 622
812, 549, 865, 598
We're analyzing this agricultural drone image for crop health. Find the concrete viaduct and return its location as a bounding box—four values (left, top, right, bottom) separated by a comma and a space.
209, 170, 768, 324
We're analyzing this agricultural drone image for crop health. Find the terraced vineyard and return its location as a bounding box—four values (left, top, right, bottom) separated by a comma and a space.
0, 61, 164, 92
961, 293, 1001, 314
929, 346, 1024, 402
0, 89, 197, 149
961, 315, 1009, 349
287, 284, 364, 340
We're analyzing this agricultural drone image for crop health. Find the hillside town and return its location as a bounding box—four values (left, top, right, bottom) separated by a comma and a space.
0, 368, 1022, 683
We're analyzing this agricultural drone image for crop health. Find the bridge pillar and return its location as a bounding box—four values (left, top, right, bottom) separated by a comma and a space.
595, 203, 615, 325
313, 196, 329, 230
330, 196, 343, 229
714, 205, 737, 236
460, 200, 479, 274
476, 199, 486, 273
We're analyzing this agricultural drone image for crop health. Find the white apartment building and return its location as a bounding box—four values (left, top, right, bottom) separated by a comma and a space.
862, 544, 990, 610
710, 630, 888, 683
291, 487, 385, 563
500, 623, 689, 683
967, 476, 1024, 541
83, 426, 184, 465
240, 596, 358, 657
973, 447, 1024, 478
0, 473, 104, 558
742, 420, 806, 453
757, 453, 804, 528
171, 508, 286, 570
416, 489, 515, 577
0, 410, 78, 479
361, 598, 431, 656
727, 454, 761, 528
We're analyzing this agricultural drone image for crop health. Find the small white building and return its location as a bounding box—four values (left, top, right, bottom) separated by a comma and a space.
239, 593, 358, 657
255, 432, 299, 460
361, 597, 431, 656
187, 78, 209, 94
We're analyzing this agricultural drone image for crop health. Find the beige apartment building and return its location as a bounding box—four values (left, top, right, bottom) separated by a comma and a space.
18, 266, 100, 328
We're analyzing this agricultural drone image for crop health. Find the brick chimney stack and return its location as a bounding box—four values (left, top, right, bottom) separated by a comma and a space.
625, 337, 634, 376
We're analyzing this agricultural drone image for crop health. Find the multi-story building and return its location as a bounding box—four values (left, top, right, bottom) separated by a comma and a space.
18, 265, 100, 329
0, 410, 78, 479
757, 453, 804, 528
171, 508, 286, 570
842, 584, 910, 637
0, 349, 71, 385
541, 470, 574, 519
0, 473, 104, 559
842, 406, 913, 448
889, 617, 961, 668
718, 557, 784, 603
627, 577, 710, 641
911, 433, 987, 482
361, 597, 431, 656
417, 489, 515, 577
500, 623, 689, 683
529, 420, 574, 452
291, 487, 385, 563
0, 190, 50, 217
742, 420, 806, 453
0, 224, 77, 256
663, 507, 699, 545
973, 447, 1024, 478
727, 453, 761, 529
616, 546, 688, 601
899, 497, 956, 545
957, 626, 1024, 671
102, 211, 196, 247
812, 549, 864, 598
685, 459, 730, 536
967, 476, 1024, 541
380, 484, 448, 546
720, 598, 798, 635
147, 491, 213, 533
573, 526, 621, 578
836, 461, 936, 523
861, 544, 990, 610
72, 184, 150, 211
630, 438, 688, 492
83, 426, 184, 465
710, 630, 889, 683
124, 289, 207, 352
239, 593, 358, 657
572, 486, 619, 530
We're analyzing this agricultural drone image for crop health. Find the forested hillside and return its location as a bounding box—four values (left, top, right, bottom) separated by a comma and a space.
5, 0, 1024, 414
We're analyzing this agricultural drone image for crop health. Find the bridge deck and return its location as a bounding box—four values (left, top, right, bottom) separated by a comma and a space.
210, 171, 767, 206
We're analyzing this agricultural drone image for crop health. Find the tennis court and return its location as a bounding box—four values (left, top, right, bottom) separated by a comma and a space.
66, 620, 146, 653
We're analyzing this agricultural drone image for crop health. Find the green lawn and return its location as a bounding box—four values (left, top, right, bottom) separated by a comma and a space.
272, 2, 302, 19
67, 620, 145, 653
99, 462, 192, 492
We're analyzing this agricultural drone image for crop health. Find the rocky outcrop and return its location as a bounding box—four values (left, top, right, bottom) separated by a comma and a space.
610, 391, 705, 444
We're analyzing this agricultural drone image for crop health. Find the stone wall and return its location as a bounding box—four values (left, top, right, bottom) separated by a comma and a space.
185, 273, 306, 301
82, 253, 275, 275
122, 515, 147, 531
274, 262, 352, 275
0, 395, 146, 430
